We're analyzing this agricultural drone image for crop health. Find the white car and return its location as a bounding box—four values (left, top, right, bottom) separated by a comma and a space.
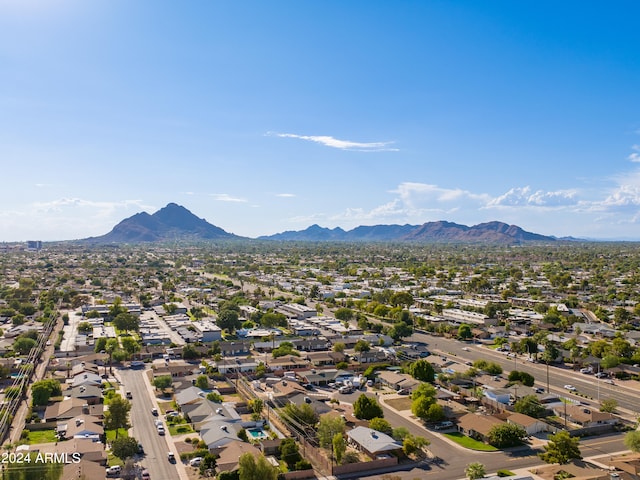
189, 457, 203, 467
461, 347, 470, 351
604, 379, 615, 385
564, 384, 577, 391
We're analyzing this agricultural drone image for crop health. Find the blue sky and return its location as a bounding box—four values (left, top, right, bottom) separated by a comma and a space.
1, 1, 640, 241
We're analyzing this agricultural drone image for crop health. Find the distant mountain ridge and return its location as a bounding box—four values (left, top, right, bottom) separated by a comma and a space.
259, 220, 555, 244
82, 203, 240, 243
81, 203, 556, 244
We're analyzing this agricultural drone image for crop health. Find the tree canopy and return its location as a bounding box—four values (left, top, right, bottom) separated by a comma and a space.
353, 394, 383, 420
539, 431, 582, 464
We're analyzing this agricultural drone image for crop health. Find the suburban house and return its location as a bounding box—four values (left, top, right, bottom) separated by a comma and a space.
457, 413, 504, 443
200, 419, 244, 450
304, 351, 346, 367
214, 358, 259, 374
215, 440, 264, 473
44, 398, 103, 422
483, 388, 512, 405
557, 405, 619, 428
505, 412, 548, 435
376, 370, 420, 393
58, 414, 104, 441
346, 426, 403, 459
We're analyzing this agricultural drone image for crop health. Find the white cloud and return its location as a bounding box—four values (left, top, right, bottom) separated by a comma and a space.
486, 186, 578, 208
209, 194, 247, 203
276, 193, 296, 198
271, 132, 398, 151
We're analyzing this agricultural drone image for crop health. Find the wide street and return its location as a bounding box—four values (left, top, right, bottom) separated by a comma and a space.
118, 367, 183, 480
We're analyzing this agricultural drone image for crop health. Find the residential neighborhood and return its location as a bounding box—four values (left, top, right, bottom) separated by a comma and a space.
2, 241, 640, 480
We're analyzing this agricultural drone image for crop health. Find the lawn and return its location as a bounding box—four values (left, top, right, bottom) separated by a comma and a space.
169, 423, 195, 436
26, 429, 57, 444
442, 432, 498, 451
106, 428, 129, 442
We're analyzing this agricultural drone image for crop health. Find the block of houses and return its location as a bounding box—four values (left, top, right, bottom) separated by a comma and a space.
219, 341, 251, 356
215, 358, 259, 374
267, 355, 309, 371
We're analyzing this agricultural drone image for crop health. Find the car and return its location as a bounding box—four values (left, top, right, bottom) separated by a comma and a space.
137, 443, 144, 454
594, 372, 607, 378
366, 379, 374, 387
580, 368, 592, 374
465, 361, 473, 366
302, 384, 315, 391
157, 425, 165, 435
534, 387, 545, 394
151, 407, 158, 416
433, 421, 454, 430
604, 379, 615, 385
397, 388, 410, 395
106, 465, 122, 476
338, 385, 352, 394
189, 457, 203, 467
141, 470, 150, 480
564, 384, 577, 391
125, 391, 132, 399
168, 452, 176, 463
461, 347, 470, 351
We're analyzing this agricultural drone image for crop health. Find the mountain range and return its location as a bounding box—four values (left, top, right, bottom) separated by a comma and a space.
82, 203, 557, 244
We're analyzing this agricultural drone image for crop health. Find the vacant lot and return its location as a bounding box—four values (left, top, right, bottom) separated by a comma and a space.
385, 397, 412, 411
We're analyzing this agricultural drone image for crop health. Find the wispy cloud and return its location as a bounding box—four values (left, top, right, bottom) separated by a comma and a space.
276, 193, 296, 198
32, 198, 147, 218
209, 193, 247, 203
628, 145, 640, 163
270, 132, 398, 152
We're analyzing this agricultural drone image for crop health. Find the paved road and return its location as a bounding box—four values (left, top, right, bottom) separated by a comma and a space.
409, 332, 640, 419
118, 368, 181, 480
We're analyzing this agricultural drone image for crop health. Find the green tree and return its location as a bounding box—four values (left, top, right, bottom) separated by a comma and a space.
113, 312, 139, 332
487, 423, 527, 448
539, 431, 582, 464
279, 438, 301, 469
333, 433, 346, 465
388, 321, 413, 341
410, 383, 438, 420
317, 416, 346, 448
600, 398, 618, 413
353, 394, 383, 420
111, 436, 139, 460
153, 375, 173, 392
31, 379, 62, 406
408, 359, 435, 382
458, 324, 473, 340
465, 462, 486, 480
514, 395, 546, 418
77, 322, 92, 333
425, 402, 445, 422
333, 342, 346, 353
120, 336, 140, 356
13, 337, 36, 355
195, 374, 209, 389
335, 307, 354, 321
624, 430, 640, 452
94, 336, 107, 353
354, 339, 371, 353
282, 403, 318, 428
508, 371, 534, 387
104, 396, 131, 438
217, 309, 241, 333
368, 417, 393, 436
402, 434, 429, 457
238, 453, 278, 480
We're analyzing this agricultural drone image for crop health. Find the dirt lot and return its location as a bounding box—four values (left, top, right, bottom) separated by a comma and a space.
384, 397, 412, 411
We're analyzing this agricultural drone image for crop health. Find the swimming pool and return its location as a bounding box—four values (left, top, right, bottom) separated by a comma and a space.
247, 428, 268, 440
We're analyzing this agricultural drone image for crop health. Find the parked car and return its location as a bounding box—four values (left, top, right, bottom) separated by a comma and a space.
564, 384, 577, 391
157, 425, 165, 435
125, 391, 133, 399
594, 372, 607, 378
433, 421, 454, 430
397, 388, 410, 395
338, 385, 352, 394
534, 387, 545, 394
167, 452, 176, 463
106, 466, 122, 476
141, 470, 150, 480
604, 379, 615, 385
137, 443, 144, 454
189, 457, 203, 467
151, 407, 158, 416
